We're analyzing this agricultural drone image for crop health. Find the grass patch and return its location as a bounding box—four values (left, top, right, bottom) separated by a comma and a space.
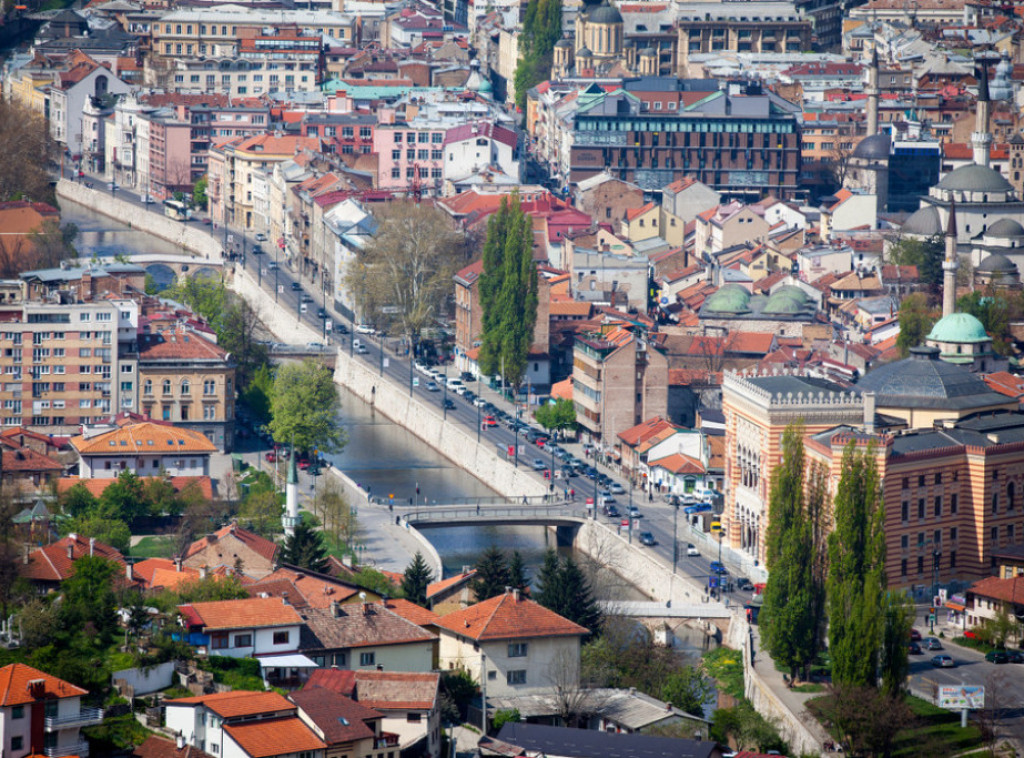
130, 535, 176, 559
791, 683, 825, 693
702, 647, 744, 700
891, 696, 983, 757
200, 656, 265, 691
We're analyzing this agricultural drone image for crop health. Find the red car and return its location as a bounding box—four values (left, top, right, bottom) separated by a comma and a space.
910, 629, 922, 641
482, 415, 498, 427
298, 458, 311, 470
265, 451, 277, 463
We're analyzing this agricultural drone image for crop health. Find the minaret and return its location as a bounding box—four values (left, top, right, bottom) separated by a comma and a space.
942, 201, 958, 318
972, 56, 993, 168
866, 46, 880, 138
283, 449, 300, 538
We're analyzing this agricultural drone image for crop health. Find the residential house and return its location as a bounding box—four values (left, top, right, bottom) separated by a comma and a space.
660, 178, 720, 247
435, 589, 588, 698
165, 691, 326, 758
48, 51, 132, 155
426, 569, 476, 614
574, 172, 645, 228
621, 202, 660, 243
821, 188, 877, 237
289, 688, 397, 758
443, 121, 520, 190
694, 202, 770, 262
0, 663, 103, 758
965, 575, 1024, 629
133, 735, 215, 758
20, 533, 125, 592
300, 601, 436, 671
1, 445, 63, 495
247, 565, 377, 610
137, 327, 236, 451
70, 421, 216, 479
184, 523, 279, 578
304, 669, 442, 758
177, 597, 303, 658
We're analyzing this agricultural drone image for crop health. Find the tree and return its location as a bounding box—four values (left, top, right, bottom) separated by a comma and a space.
477, 196, 538, 388
512, 0, 562, 113
760, 424, 822, 683
471, 546, 511, 601
193, 175, 209, 209
886, 234, 944, 290
236, 490, 283, 538
0, 492, 24, 621
269, 359, 345, 454
895, 293, 938, 357
660, 667, 713, 717
508, 550, 528, 592
957, 289, 1024, 356
809, 685, 914, 757
240, 363, 274, 426
533, 549, 602, 635
535, 398, 577, 438
57, 556, 120, 644
309, 479, 355, 553
534, 547, 564, 610
98, 470, 148, 522
143, 475, 184, 518
492, 709, 521, 730
344, 202, 468, 348
30, 220, 78, 268
879, 591, 913, 698
60, 515, 131, 553
0, 99, 55, 204
402, 551, 435, 606
61, 482, 99, 518
827, 441, 887, 689
280, 521, 328, 573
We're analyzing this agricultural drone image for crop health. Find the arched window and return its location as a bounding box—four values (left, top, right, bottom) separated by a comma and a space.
144, 379, 152, 395
1008, 482, 1016, 511
181, 379, 190, 395
163, 379, 171, 395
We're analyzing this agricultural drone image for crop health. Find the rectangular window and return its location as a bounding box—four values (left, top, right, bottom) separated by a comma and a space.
406, 713, 422, 723
951, 494, 958, 514
12, 705, 24, 719
360, 652, 375, 666
273, 630, 290, 645
951, 527, 958, 541
234, 634, 252, 647
935, 473, 942, 485
901, 501, 908, 521
12, 736, 23, 752
507, 642, 528, 658
211, 633, 229, 649
506, 670, 526, 685
918, 498, 925, 519
991, 526, 999, 543
917, 556, 924, 574
950, 551, 956, 568
934, 496, 941, 517
900, 558, 907, 576
900, 535, 908, 549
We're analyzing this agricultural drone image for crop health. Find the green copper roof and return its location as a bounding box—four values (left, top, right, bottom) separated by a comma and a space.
703, 283, 751, 314
926, 312, 990, 344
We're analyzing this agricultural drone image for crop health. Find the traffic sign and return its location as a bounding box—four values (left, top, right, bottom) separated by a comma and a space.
325, 319, 333, 332
278, 285, 284, 294
711, 521, 722, 532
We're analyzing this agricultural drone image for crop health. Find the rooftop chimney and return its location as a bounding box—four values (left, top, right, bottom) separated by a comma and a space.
126, 562, 134, 582
199, 565, 208, 580
174, 556, 183, 572
512, 588, 520, 601
176, 734, 185, 750
89, 537, 95, 556
66, 542, 74, 561
331, 600, 341, 618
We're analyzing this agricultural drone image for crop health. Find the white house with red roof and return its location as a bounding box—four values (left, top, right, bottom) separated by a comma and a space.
443, 122, 520, 189
435, 589, 588, 698
177, 597, 303, 659
0, 663, 103, 758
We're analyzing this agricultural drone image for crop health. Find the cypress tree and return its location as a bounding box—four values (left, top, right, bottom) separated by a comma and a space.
471, 546, 511, 601
509, 550, 529, 592
534, 548, 564, 612
827, 441, 888, 689
478, 200, 510, 377
402, 551, 435, 606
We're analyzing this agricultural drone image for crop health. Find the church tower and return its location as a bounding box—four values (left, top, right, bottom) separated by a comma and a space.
972, 57, 993, 168
943, 201, 959, 318
283, 449, 300, 537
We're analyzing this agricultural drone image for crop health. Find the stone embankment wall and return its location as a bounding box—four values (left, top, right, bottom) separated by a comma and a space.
228, 262, 323, 343
56, 179, 221, 259
334, 349, 547, 499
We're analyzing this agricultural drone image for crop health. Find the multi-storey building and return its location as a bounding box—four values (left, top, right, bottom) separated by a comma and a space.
0, 299, 138, 433
567, 82, 802, 198
137, 326, 235, 451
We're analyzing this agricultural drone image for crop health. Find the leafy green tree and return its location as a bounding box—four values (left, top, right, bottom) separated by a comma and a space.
99, 470, 147, 522
193, 175, 209, 209
402, 551, 435, 606
879, 591, 913, 698
477, 196, 538, 388
351, 567, 401, 597
508, 550, 528, 592
471, 546, 511, 600
534, 549, 602, 635
492, 708, 521, 730
269, 359, 345, 454
660, 667, 713, 717
896, 292, 938, 357
143, 475, 184, 517
827, 441, 887, 689
535, 398, 577, 438
760, 424, 825, 683
57, 556, 119, 644
887, 234, 944, 289
236, 490, 283, 538
241, 363, 274, 425
60, 515, 131, 553
957, 289, 1024, 356
281, 521, 329, 573
61, 482, 99, 518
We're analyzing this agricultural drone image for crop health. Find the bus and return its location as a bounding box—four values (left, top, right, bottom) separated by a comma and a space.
163, 199, 191, 221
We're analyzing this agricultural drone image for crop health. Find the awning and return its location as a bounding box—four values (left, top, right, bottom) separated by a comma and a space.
944, 602, 966, 612
257, 654, 319, 670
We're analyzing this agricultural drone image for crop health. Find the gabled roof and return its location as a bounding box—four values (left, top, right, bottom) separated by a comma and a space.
426, 569, 475, 599
3, 447, 62, 472
435, 591, 588, 641
383, 598, 442, 626
249, 566, 363, 608
625, 201, 656, 221
138, 327, 228, 361
21, 534, 125, 582
288, 688, 380, 744
224, 717, 326, 758
0, 663, 87, 706
618, 416, 680, 447
166, 690, 293, 718
71, 422, 217, 455
444, 121, 517, 149
968, 575, 1024, 606
648, 452, 704, 475
178, 597, 302, 631
348, 670, 440, 711
185, 523, 278, 564
301, 603, 436, 651
58, 475, 213, 501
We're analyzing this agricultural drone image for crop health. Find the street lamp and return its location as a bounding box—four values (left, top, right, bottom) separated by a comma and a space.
931, 549, 941, 633
716, 528, 725, 600
442, 368, 449, 420
514, 404, 520, 468
476, 373, 482, 443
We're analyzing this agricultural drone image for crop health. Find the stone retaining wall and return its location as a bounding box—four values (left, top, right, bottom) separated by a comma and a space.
334, 349, 547, 500
56, 179, 221, 259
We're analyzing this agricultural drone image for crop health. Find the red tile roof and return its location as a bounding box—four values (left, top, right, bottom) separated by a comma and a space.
71, 422, 217, 455
0, 663, 87, 706
185, 523, 278, 564
549, 302, 593, 317
648, 452, 704, 475
224, 717, 326, 757
138, 328, 228, 361
166, 690, 293, 718
57, 476, 213, 501
2, 447, 62, 472
250, 567, 363, 608
985, 371, 1024, 400
435, 591, 588, 641
625, 201, 656, 221
617, 416, 680, 447
444, 121, 517, 150
178, 597, 302, 631
21, 534, 125, 582
349, 671, 440, 711
968, 575, 1024, 606
383, 598, 442, 626
133, 735, 215, 758
426, 570, 475, 599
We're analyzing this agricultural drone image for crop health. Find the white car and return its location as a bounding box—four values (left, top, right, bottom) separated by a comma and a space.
447, 378, 464, 391
415, 362, 432, 376
454, 384, 468, 395
355, 324, 375, 335
473, 397, 488, 408
255, 232, 268, 242
686, 544, 699, 557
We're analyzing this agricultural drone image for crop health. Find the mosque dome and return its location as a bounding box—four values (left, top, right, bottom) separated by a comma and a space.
555, 38, 572, 48
703, 284, 751, 314
976, 253, 1019, 274
936, 164, 1013, 194
901, 205, 942, 237
986, 218, 1024, 239
926, 313, 989, 344
852, 132, 890, 160
762, 286, 811, 315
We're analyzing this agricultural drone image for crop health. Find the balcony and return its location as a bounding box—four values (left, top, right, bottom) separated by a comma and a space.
44, 741, 91, 757
376, 733, 400, 749
45, 707, 104, 731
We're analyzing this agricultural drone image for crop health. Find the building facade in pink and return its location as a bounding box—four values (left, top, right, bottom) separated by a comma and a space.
372, 124, 447, 195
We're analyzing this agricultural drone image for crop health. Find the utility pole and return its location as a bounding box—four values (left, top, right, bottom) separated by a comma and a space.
480, 652, 487, 735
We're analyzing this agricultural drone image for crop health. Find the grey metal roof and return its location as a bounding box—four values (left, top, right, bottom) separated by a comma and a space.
852, 132, 891, 160
901, 205, 942, 236
976, 253, 1018, 273
747, 374, 851, 398
588, 1, 623, 24
494, 723, 716, 758
936, 164, 1013, 193
986, 218, 1024, 238
857, 346, 1012, 410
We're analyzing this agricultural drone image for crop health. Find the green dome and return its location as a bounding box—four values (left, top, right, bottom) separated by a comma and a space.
704, 284, 751, 314
763, 286, 809, 314
926, 313, 990, 344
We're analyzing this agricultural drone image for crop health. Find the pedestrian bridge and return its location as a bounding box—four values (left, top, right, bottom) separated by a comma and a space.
393, 503, 588, 529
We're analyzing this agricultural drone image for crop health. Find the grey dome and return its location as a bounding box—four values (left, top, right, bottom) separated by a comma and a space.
936, 164, 1013, 193
901, 205, 942, 236
555, 37, 572, 48
588, 0, 623, 24
986, 218, 1024, 238
577, 46, 593, 57
852, 132, 890, 160
857, 346, 1009, 410
976, 253, 1018, 273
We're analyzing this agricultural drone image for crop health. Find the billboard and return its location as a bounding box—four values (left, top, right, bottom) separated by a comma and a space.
938, 685, 985, 710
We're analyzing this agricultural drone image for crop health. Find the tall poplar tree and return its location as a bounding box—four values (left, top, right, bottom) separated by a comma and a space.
760, 424, 824, 682
513, 0, 563, 113
827, 441, 888, 689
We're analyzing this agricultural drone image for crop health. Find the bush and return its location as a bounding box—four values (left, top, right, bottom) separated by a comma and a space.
200, 656, 264, 691
492, 709, 520, 730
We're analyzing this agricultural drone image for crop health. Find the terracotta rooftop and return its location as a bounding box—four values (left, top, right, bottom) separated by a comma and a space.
287, 688, 380, 744
249, 566, 363, 609
435, 591, 588, 641
57, 475, 213, 501
223, 717, 326, 757
383, 598, 442, 626
21, 534, 124, 583
426, 570, 475, 599
648, 452, 704, 475
0, 663, 87, 707
178, 597, 302, 631
304, 669, 441, 711
185, 523, 278, 564
138, 327, 228, 361
71, 422, 217, 455
133, 735, 215, 758
301, 602, 436, 651
2, 447, 62, 472
618, 416, 680, 448
166, 690, 293, 719
968, 575, 1024, 606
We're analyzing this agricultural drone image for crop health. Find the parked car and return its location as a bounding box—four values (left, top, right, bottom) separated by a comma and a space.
909, 629, 922, 641
710, 561, 727, 575
473, 397, 488, 408
639, 531, 656, 546
908, 641, 923, 655
482, 415, 498, 427
355, 324, 375, 334
425, 381, 440, 392
461, 371, 476, 383
924, 637, 943, 651
686, 544, 699, 557
931, 655, 955, 668
985, 650, 1010, 664
1006, 649, 1024, 664
291, 281, 302, 291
